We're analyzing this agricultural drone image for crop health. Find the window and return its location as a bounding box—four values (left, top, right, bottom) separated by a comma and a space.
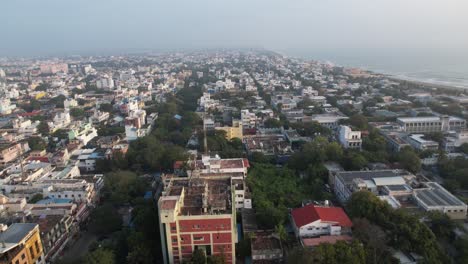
35, 240, 40, 254
193, 236, 204, 241
15, 260, 19, 264
29, 246, 35, 258
21, 253, 26, 260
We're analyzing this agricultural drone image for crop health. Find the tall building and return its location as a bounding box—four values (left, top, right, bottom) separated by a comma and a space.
158, 177, 237, 264
0, 223, 45, 264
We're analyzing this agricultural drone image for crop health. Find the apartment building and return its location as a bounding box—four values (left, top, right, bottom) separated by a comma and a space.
0, 223, 45, 264
158, 177, 237, 264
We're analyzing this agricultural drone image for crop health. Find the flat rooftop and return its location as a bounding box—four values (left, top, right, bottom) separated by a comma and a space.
414, 182, 466, 207
163, 177, 233, 216
336, 170, 409, 186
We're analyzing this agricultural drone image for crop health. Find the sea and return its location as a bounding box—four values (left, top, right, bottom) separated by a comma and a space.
282, 49, 468, 89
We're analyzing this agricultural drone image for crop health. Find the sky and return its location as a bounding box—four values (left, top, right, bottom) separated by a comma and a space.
1, 0, 468, 57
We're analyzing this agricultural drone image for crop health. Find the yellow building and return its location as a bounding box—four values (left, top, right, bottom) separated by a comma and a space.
0, 223, 45, 264
215, 120, 243, 140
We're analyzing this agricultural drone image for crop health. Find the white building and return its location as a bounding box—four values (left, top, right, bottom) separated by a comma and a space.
49, 110, 71, 131
338, 126, 362, 149
413, 182, 467, 220
12, 118, 40, 136
311, 114, 348, 130
96, 77, 115, 90
443, 130, 468, 152
397, 116, 466, 133
241, 109, 257, 129
0, 98, 16, 114
407, 134, 439, 151
68, 122, 98, 145
64, 98, 78, 109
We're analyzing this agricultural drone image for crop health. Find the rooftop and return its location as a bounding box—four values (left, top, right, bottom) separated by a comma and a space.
291, 204, 352, 228
0, 223, 37, 244
161, 177, 233, 216
414, 182, 466, 208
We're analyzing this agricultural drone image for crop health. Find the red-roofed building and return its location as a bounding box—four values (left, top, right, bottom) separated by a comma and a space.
291, 204, 352, 238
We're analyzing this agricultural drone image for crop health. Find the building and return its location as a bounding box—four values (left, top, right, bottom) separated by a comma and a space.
215, 120, 243, 140
241, 110, 257, 129
0, 223, 45, 264
32, 214, 75, 261
397, 116, 466, 133
406, 134, 439, 151
48, 110, 71, 132
250, 231, 283, 262
0, 142, 30, 166
158, 177, 237, 264
443, 130, 468, 152
333, 170, 415, 203
96, 77, 115, 90
338, 126, 362, 149
40, 63, 68, 74
311, 114, 348, 130
291, 204, 352, 238
0, 99, 16, 115
413, 182, 467, 220
125, 109, 155, 141
68, 122, 98, 145
63, 98, 78, 109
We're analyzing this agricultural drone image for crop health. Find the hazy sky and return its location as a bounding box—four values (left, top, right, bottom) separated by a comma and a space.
1, 0, 468, 57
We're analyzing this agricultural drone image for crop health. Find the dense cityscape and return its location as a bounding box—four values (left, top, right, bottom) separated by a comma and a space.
0, 50, 468, 264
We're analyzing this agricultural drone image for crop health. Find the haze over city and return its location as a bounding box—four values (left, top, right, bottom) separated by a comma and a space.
1, 1, 468, 264
2, 0, 468, 56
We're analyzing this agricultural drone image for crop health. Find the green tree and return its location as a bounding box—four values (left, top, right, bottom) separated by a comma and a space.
70, 108, 86, 119
84, 248, 115, 264
191, 249, 207, 264
459, 143, 468, 154
398, 148, 421, 173
27, 137, 47, 151
264, 118, 282, 128
37, 121, 49, 135
88, 204, 122, 235
348, 114, 368, 130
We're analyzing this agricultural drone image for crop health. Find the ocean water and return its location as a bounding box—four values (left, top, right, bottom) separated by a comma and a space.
284, 50, 468, 89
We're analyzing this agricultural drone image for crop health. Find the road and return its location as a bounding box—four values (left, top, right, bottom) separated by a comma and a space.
57, 231, 97, 262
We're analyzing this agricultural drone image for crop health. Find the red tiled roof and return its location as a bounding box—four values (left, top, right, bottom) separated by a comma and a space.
302, 235, 352, 247
18, 110, 42, 117
243, 158, 250, 168
28, 156, 50, 163
291, 204, 352, 228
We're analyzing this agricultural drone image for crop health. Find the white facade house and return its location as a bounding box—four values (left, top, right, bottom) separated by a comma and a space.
241, 109, 257, 129
338, 125, 362, 149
